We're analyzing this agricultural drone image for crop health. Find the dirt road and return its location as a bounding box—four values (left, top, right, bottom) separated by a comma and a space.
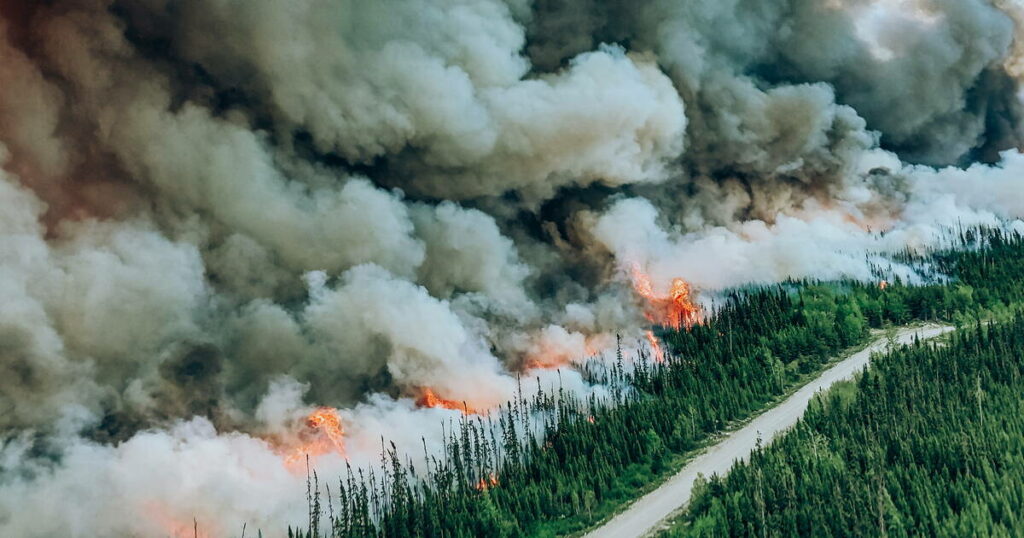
584, 324, 953, 538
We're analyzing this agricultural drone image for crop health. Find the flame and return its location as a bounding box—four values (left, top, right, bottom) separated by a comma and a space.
524, 359, 549, 370
878, 280, 888, 290
416, 388, 477, 415
645, 330, 665, 363
143, 502, 214, 538
630, 264, 702, 330
523, 333, 610, 371
523, 354, 567, 371
283, 407, 347, 467
474, 473, 500, 491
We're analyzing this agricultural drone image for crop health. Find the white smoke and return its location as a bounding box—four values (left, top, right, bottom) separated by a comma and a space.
0, 0, 1022, 536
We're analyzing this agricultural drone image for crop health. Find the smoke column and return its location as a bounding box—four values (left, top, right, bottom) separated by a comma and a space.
0, 0, 1022, 535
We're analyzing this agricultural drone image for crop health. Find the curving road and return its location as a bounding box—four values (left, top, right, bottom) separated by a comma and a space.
584, 324, 953, 538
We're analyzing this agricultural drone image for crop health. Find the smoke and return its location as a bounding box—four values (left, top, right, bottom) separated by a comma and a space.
0, 0, 1022, 535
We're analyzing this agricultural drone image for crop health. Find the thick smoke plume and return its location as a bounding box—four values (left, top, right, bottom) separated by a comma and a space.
0, 0, 1022, 535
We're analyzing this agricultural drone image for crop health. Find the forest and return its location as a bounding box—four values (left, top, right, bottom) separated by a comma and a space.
291, 227, 1024, 538
664, 312, 1024, 536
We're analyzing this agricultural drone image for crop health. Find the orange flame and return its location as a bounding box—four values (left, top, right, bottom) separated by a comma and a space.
645, 330, 665, 363
630, 264, 702, 330
522, 334, 609, 371
416, 388, 477, 415
474, 473, 500, 491
143, 502, 215, 538
878, 280, 888, 290
283, 407, 347, 467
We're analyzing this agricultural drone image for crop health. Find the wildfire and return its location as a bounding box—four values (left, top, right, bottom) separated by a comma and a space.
283, 407, 347, 466
522, 333, 611, 371
630, 264, 702, 330
879, 280, 888, 290
416, 388, 477, 415
474, 473, 500, 491
143, 502, 214, 538
645, 330, 665, 363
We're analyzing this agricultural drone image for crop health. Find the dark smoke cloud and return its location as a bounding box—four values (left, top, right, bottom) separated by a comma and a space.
0, 0, 1021, 535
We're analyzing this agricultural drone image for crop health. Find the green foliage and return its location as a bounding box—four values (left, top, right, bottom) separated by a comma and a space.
666, 315, 1024, 537
292, 227, 1024, 538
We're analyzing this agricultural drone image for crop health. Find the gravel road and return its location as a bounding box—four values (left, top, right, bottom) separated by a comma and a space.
584, 324, 953, 538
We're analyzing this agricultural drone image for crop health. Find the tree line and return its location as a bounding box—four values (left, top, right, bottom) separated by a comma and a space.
666, 314, 1024, 537
288, 227, 1024, 538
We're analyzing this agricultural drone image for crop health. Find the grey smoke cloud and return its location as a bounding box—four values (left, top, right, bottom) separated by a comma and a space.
0, 0, 1022, 535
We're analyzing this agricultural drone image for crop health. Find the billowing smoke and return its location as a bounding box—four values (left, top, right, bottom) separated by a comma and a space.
0, 0, 1022, 535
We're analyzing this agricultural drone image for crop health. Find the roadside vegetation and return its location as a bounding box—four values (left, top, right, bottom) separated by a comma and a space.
290, 227, 1024, 538
663, 314, 1024, 537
